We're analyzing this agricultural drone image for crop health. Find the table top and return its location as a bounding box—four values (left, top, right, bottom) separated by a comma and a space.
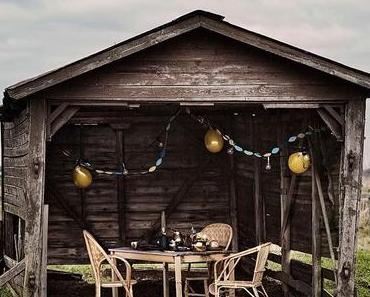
109, 247, 231, 263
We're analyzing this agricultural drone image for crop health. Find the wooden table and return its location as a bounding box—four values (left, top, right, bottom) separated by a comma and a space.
109, 248, 233, 297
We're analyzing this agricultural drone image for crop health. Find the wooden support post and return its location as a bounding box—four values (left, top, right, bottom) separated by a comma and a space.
311, 154, 322, 296
23, 98, 47, 297
252, 116, 265, 244
229, 155, 239, 251
48, 106, 79, 140
337, 100, 366, 297
279, 122, 290, 297
254, 158, 264, 244
115, 128, 127, 245
41, 205, 49, 297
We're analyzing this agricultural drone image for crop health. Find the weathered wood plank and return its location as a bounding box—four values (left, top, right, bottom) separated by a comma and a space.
0, 259, 25, 287
41, 205, 49, 297
3, 203, 26, 220
311, 147, 322, 297
49, 106, 79, 139
23, 98, 47, 297
337, 100, 366, 297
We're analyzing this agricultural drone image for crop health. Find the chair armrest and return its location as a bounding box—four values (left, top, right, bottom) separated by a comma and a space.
98, 255, 133, 284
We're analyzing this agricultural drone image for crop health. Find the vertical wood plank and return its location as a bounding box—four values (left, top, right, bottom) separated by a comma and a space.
311, 153, 322, 296
115, 129, 126, 244
41, 205, 49, 297
254, 158, 263, 244
252, 116, 265, 244
229, 155, 239, 250
23, 98, 47, 297
337, 100, 366, 297
279, 120, 290, 297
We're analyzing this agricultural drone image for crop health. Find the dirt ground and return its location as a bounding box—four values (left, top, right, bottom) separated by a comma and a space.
48, 270, 283, 297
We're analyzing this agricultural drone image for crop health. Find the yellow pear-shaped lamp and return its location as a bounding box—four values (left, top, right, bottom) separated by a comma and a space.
73, 165, 93, 188
288, 152, 311, 174
204, 129, 224, 153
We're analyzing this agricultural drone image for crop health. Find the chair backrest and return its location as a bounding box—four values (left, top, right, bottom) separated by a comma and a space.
252, 242, 271, 284
83, 230, 108, 283
200, 223, 233, 251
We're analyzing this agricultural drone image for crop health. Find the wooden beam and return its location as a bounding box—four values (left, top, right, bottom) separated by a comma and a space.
40, 205, 48, 297
254, 158, 265, 244
145, 157, 212, 240
252, 116, 265, 244
337, 100, 366, 297
310, 145, 322, 297
4, 255, 18, 269
115, 128, 127, 245
48, 103, 69, 124
314, 171, 337, 285
0, 259, 25, 287
263, 103, 321, 109
280, 175, 297, 240
23, 98, 46, 297
229, 154, 239, 251
279, 121, 291, 297
49, 106, 79, 140
317, 108, 343, 141
3, 203, 26, 220
324, 106, 344, 126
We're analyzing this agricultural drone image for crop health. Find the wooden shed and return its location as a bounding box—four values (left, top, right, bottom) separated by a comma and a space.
1, 10, 369, 297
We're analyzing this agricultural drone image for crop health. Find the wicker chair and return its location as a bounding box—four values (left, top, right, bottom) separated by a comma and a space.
83, 230, 136, 297
210, 242, 271, 297
185, 223, 233, 297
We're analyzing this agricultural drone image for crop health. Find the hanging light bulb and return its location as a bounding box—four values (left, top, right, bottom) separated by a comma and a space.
204, 129, 224, 153
73, 165, 93, 188
265, 156, 271, 170
227, 146, 234, 155
288, 152, 311, 174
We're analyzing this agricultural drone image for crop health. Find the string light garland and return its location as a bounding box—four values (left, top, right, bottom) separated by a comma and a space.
70, 108, 327, 188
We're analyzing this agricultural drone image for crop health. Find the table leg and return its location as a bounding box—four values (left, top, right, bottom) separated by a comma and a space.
174, 256, 183, 297
228, 259, 235, 297
112, 255, 118, 297
163, 262, 169, 297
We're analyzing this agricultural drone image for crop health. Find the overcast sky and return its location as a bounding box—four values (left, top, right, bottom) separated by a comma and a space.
1, 0, 369, 167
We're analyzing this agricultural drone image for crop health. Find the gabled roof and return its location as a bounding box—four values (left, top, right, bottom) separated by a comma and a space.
4, 10, 370, 100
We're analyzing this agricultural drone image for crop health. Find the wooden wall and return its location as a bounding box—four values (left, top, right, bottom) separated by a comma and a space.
2, 106, 29, 294
44, 29, 364, 103
45, 111, 231, 263
233, 108, 340, 257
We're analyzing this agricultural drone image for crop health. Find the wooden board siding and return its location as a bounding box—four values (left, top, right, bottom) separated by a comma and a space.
45, 114, 230, 263
233, 108, 340, 258
44, 29, 365, 104
3, 107, 30, 221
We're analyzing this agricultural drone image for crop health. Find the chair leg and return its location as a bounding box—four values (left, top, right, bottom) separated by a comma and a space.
215, 286, 220, 297
242, 288, 256, 297
95, 284, 101, 297
184, 279, 189, 297
203, 279, 210, 297
252, 287, 259, 297
261, 285, 269, 297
